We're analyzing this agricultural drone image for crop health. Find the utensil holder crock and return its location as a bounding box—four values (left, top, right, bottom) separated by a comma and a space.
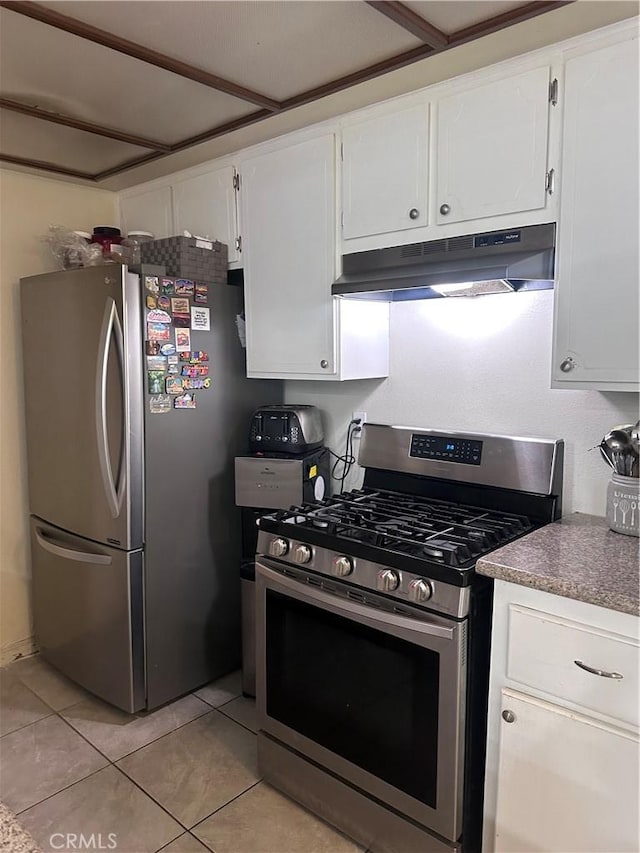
606, 474, 639, 537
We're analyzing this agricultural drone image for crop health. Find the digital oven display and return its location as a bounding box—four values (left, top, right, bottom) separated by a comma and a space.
410, 434, 483, 465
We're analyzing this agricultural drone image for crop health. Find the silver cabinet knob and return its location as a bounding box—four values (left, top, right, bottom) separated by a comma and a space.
320, 360, 328, 369
439, 203, 451, 215
408, 578, 433, 603
269, 537, 289, 558
333, 556, 353, 577
294, 545, 312, 564
409, 208, 420, 220
560, 357, 575, 373
377, 568, 400, 592
502, 709, 516, 723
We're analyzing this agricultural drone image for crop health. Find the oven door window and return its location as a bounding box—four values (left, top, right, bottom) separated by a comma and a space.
266, 589, 439, 808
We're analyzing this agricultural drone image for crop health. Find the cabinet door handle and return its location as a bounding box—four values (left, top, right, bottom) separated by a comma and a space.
560, 357, 575, 373
439, 203, 451, 216
574, 660, 623, 679
409, 208, 420, 220
502, 709, 516, 723
320, 360, 328, 369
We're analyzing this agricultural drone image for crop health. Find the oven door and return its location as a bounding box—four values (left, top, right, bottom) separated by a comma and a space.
256, 559, 467, 843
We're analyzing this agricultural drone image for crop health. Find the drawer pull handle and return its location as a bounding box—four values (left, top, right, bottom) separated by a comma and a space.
574, 660, 623, 680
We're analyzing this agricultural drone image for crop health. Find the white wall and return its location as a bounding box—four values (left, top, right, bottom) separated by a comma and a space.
285, 290, 639, 515
0, 169, 117, 664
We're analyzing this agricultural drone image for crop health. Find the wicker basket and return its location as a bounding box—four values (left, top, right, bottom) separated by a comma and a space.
140, 236, 228, 284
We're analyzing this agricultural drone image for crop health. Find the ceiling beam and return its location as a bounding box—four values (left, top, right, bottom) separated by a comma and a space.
0, 0, 282, 112
0, 97, 171, 152
3, 0, 575, 183
449, 1, 573, 46
365, 1, 448, 49
0, 153, 95, 180
281, 42, 436, 110
93, 109, 273, 180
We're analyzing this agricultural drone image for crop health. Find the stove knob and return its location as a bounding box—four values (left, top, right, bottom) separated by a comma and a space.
269, 537, 289, 558
377, 569, 400, 592
333, 556, 353, 577
294, 545, 312, 564
409, 578, 433, 603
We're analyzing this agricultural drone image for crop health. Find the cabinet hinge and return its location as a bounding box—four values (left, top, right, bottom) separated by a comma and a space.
545, 168, 556, 195
232, 170, 241, 191
235, 235, 242, 253
549, 78, 558, 106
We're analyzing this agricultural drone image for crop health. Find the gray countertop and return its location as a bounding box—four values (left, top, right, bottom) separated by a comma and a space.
477, 513, 639, 617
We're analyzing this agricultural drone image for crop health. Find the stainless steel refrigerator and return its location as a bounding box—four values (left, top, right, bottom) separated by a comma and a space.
20, 265, 281, 712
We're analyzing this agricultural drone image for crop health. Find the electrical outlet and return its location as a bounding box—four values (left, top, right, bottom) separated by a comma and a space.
352, 411, 367, 438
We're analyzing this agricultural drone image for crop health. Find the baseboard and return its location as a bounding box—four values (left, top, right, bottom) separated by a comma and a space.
0, 635, 37, 667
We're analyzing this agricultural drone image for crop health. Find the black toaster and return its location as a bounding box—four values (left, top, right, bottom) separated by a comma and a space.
248, 405, 324, 454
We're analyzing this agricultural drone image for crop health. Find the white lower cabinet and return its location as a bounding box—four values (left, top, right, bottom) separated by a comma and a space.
495, 689, 639, 853
241, 134, 388, 380
485, 581, 640, 853
552, 36, 639, 390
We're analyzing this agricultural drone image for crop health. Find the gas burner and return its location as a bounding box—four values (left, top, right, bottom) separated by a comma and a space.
268, 487, 533, 569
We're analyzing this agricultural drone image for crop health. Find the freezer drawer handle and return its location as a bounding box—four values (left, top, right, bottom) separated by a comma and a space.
35, 528, 112, 565
96, 297, 125, 519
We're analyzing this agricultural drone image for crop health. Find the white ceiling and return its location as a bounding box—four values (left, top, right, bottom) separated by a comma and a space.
41, 1, 424, 100
0, 0, 637, 188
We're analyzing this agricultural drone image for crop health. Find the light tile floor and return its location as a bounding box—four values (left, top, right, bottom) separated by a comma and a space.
0, 656, 363, 853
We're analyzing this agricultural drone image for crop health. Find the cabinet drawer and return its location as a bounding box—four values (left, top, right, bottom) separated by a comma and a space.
507, 605, 639, 728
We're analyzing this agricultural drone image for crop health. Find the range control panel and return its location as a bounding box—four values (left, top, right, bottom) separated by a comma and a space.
410, 433, 483, 466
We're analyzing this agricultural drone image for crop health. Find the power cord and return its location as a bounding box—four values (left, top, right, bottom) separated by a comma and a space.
329, 418, 362, 494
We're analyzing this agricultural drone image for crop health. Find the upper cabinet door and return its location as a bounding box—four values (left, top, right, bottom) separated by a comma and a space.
435, 66, 551, 225
173, 165, 239, 263
119, 185, 173, 239
552, 37, 639, 390
242, 134, 336, 377
342, 105, 429, 240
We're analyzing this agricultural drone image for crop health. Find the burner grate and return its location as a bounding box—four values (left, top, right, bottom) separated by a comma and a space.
274, 488, 532, 568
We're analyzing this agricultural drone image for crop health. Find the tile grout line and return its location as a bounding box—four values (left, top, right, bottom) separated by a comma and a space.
190, 778, 263, 840
216, 706, 258, 737
61, 697, 214, 762
15, 763, 109, 817
52, 711, 208, 832
0, 710, 55, 741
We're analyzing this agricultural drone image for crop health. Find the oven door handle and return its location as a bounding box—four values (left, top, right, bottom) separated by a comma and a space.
257, 562, 455, 641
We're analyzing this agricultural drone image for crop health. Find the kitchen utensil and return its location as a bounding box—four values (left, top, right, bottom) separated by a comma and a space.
599, 445, 616, 471
603, 429, 634, 476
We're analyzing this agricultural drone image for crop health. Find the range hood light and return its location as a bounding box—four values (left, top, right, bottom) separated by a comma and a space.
430, 279, 515, 297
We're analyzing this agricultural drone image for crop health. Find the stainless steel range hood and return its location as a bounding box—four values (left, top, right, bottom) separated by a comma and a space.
332, 223, 555, 300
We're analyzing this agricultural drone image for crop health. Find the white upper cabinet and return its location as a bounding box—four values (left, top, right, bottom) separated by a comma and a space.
552, 36, 639, 391
435, 66, 552, 225
119, 185, 173, 240
341, 105, 429, 240
241, 134, 388, 380
172, 165, 240, 263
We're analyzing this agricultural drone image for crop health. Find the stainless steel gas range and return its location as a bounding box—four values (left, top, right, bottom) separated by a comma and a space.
255, 424, 564, 853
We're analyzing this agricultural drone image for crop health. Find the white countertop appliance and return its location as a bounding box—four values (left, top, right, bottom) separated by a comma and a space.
254, 424, 564, 852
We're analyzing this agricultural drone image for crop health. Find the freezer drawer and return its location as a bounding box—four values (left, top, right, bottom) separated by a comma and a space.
30, 518, 145, 713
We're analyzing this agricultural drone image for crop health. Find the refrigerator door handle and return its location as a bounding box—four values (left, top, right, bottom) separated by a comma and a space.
34, 527, 113, 566
96, 297, 125, 519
